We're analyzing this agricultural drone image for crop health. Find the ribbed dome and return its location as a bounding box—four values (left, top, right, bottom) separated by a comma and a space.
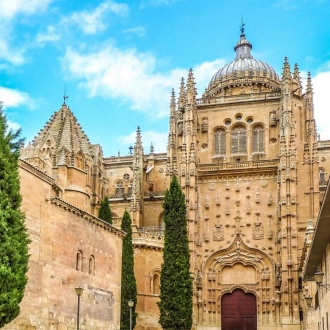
206, 28, 280, 95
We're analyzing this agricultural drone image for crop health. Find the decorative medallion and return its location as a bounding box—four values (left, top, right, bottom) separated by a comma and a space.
260, 180, 268, 188
159, 167, 164, 173
208, 183, 216, 191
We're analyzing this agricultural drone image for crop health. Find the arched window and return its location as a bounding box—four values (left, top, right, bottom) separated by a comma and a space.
152, 273, 160, 295
76, 250, 83, 271
231, 127, 247, 154
320, 168, 326, 185
89, 255, 95, 275
115, 181, 125, 196
252, 126, 265, 153
214, 129, 226, 156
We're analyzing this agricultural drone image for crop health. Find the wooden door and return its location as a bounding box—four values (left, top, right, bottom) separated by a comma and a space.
221, 289, 257, 330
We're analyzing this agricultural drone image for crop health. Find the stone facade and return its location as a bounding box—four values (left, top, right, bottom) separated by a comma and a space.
5, 28, 330, 329
4, 127, 125, 328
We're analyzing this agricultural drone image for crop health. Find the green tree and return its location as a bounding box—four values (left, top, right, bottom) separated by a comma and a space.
158, 176, 193, 330
0, 104, 30, 327
98, 196, 113, 224
120, 210, 137, 330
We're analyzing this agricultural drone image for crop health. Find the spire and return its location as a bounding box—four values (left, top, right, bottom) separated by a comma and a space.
282, 57, 292, 81
292, 63, 302, 95
234, 21, 253, 60
134, 126, 143, 154
170, 88, 176, 115
293, 63, 301, 83
306, 72, 313, 94
186, 69, 196, 105
169, 90, 176, 150
178, 77, 186, 110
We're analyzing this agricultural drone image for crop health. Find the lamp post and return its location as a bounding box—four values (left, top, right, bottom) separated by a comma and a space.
313, 271, 330, 291
128, 299, 134, 330
75, 286, 84, 330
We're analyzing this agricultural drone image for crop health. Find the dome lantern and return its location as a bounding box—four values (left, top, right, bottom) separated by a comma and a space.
205, 25, 280, 97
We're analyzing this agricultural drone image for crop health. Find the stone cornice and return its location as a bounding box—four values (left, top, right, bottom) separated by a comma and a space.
19, 159, 56, 185
50, 196, 126, 238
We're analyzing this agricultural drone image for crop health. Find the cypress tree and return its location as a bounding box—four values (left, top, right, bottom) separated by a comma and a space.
158, 175, 193, 330
0, 104, 30, 327
98, 196, 113, 224
120, 210, 137, 330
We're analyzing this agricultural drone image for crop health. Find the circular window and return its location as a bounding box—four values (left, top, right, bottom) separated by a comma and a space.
224, 119, 232, 126
123, 173, 130, 181
247, 117, 254, 124
235, 114, 242, 121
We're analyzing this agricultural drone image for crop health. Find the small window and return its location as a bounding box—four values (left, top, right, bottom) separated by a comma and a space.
123, 173, 130, 181
89, 255, 95, 275
224, 119, 232, 126
152, 273, 160, 295
76, 250, 83, 271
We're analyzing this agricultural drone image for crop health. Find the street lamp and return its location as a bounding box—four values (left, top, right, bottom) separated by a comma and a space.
305, 296, 313, 309
314, 271, 330, 290
128, 299, 134, 330
75, 286, 84, 330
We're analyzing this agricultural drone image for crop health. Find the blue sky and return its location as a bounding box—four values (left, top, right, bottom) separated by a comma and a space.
0, 0, 329, 157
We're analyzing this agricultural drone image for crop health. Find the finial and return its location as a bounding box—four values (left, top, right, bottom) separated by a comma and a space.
63, 84, 68, 106
150, 142, 154, 153
306, 72, 313, 93
240, 18, 246, 36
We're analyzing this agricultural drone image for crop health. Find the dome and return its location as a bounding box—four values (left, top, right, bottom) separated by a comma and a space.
206, 28, 280, 96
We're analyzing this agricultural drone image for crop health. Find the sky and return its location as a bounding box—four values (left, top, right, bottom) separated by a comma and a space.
0, 0, 330, 157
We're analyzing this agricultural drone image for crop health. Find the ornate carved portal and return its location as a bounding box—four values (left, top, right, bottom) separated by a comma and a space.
198, 236, 275, 327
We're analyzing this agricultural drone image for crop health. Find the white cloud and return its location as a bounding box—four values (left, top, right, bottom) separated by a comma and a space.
194, 59, 227, 95
67, 0, 129, 35
122, 27, 146, 37
313, 71, 330, 140
63, 43, 225, 117
63, 44, 187, 117
0, 0, 51, 20
140, 0, 183, 7
0, 37, 25, 65
0, 87, 34, 108
36, 26, 61, 46
120, 129, 168, 154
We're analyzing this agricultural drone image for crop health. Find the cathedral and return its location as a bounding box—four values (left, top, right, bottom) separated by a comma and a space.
4, 27, 330, 330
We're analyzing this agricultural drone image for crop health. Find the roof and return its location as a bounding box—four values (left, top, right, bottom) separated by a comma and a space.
205, 29, 280, 96
304, 179, 330, 280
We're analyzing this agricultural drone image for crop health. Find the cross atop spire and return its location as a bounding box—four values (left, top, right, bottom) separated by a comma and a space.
240, 18, 246, 36
63, 84, 68, 106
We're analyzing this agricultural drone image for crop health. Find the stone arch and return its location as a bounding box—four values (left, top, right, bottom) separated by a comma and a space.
200, 235, 275, 324
150, 268, 161, 295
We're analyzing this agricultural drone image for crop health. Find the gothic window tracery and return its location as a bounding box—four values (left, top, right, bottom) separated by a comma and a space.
252, 125, 265, 153
214, 128, 226, 156
231, 126, 247, 154
115, 181, 125, 196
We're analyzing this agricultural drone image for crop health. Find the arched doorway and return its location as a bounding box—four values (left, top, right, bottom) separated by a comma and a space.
221, 289, 257, 330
